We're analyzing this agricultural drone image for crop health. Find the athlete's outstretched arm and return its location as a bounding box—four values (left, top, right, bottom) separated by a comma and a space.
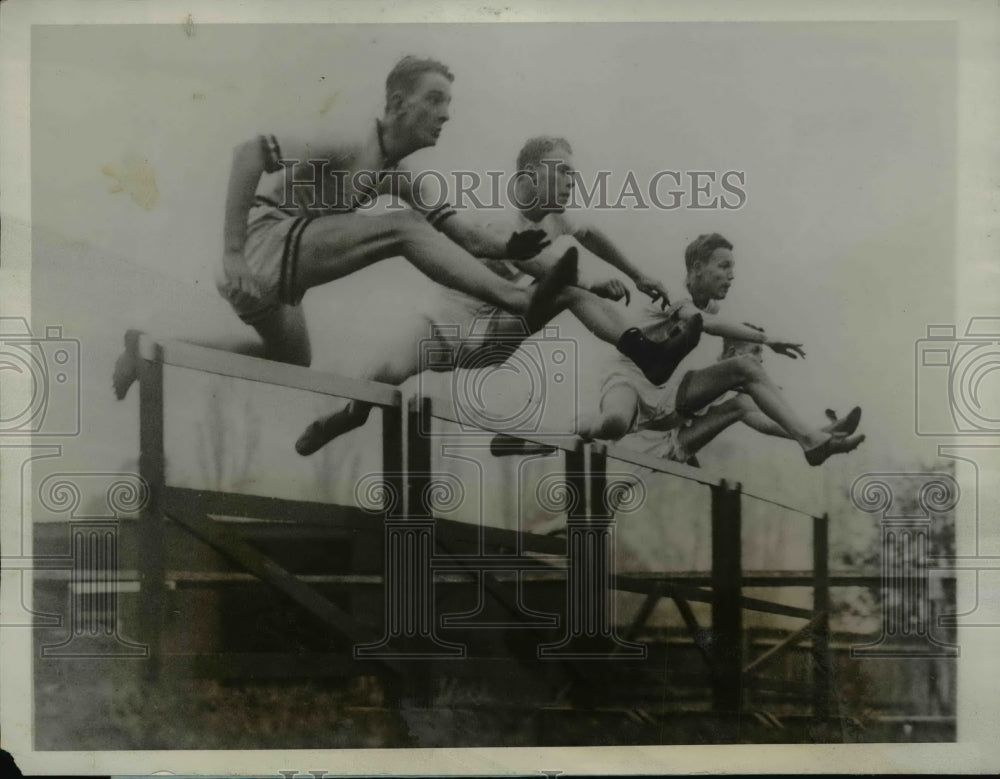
388, 173, 550, 260
575, 224, 671, 308
509, 247, 635, 302
433, 212, 504, 256
509, 251, 609, 294
698, 309, 806, 359
650, 301, 803, 360
432, 211, 549, 260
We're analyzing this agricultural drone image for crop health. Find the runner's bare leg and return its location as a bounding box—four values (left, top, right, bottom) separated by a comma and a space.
679, 358, 864, 464
294, 355, 419, 455
113, 328, 272, 400
579, 384, 642, 441
295, 210, 568, 323
251, 304, 312, 366
679, 358, 825, 450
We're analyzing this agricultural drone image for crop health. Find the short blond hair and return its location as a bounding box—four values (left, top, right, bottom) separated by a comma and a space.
385, 56, 454, 107
685, 232, 733, 273
516, 136, 573, 172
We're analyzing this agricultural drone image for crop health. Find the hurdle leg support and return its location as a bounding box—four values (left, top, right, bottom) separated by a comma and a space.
538, 443, 646, 659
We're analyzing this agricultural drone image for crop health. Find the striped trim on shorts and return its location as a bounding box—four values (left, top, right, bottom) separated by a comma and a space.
277, 216, 312, 306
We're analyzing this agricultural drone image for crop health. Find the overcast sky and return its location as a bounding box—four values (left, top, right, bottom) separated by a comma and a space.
30, 22, 958, 514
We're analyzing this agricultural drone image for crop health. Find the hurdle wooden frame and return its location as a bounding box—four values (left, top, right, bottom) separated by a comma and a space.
126, 330, 838, 720
129, 329, 407, 678
601, 441, 833, 718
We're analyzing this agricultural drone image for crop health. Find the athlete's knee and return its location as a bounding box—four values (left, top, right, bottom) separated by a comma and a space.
731, 392, 756, 414
729, 354, 764, 382
367, 360, 420, 386
597, 412, 632, 441
251, 310, 312, 367
385, 209, 428, 248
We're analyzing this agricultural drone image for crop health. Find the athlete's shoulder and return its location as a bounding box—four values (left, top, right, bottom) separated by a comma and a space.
649, 297, 705, 327
263, 128, 362, 170
634, 297, 686, 327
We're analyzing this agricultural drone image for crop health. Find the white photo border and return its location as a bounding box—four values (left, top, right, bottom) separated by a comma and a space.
2, 0, 998, 775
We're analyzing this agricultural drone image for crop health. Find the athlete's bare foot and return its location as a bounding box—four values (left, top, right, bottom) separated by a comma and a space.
113, 331, 269, 401
489, 433, 558, 457
295, 402, 373, 456
112, 349, 138, 400
822, 406, 862, 437
112, 331, 142, 399
296, 418, 335, 456
524, 247, 578, 332
804, 432, 866, 466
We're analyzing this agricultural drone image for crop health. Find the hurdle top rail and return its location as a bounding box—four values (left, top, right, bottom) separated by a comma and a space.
130, 330, 401, 408
420, 389, 826, 522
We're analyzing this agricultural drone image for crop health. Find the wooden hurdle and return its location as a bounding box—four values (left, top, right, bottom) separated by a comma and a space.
124, 330, 840, 727
373, 393, 648, 661
127, 329, 406, 679
602, 441, 834, 722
